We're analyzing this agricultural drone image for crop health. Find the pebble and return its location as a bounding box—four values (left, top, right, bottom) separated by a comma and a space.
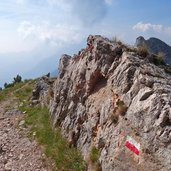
19, 120, 25, 126
0, 106, 50, 171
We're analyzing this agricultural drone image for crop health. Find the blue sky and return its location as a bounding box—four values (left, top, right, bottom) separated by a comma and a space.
0, 0, 171, 86
0, 0, 171, 53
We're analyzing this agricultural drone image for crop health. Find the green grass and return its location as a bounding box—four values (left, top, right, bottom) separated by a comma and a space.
13, 79, 35, 100
89, 146, 100, 164
14, 80, 85, 171
14, 86, 32, 101
20, 105, 85, 171
89, 146, 101, 171
0, 88, 9, 101
0, 80, 32, 102
136, 45, 149, 57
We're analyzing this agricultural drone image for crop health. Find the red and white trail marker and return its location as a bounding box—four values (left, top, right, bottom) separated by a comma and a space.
125, 136, 140, 155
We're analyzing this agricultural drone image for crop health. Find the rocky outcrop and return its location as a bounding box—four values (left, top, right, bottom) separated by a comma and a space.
31, 76, 55, 106
136, 36, 171, 64
40, 35, 171, 170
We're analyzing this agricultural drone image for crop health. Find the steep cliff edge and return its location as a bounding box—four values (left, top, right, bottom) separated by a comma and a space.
39, 35, 171, 171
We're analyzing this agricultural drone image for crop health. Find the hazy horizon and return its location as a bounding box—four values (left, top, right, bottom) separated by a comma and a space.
0, 0, 171, 87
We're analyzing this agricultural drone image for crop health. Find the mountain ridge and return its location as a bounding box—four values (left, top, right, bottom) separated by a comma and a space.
32, 35, 171, 170
135, 36, 171, 64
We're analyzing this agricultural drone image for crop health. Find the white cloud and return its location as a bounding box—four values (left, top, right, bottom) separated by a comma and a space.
164, 27, 171, 36
17, 21, 82, 47
132, 22, 171, 39
0, 0, 115, 53
17, 21, 36, 39
133, 22, 163, 32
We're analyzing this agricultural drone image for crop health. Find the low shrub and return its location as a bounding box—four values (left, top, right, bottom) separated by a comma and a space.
89, 146, 100, 164
109, 111, 119, 123
116, 100, 127, 116
112, 36, 123, 45
136, 44, 149, 57
154, 52, 166, 65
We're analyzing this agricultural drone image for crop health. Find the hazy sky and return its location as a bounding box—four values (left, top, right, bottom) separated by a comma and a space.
0, 0, 171, 86
0, 0, 171, 53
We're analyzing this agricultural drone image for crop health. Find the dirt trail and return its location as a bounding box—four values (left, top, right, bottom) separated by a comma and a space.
0, 98, 13, 118
0, 96, 50, 171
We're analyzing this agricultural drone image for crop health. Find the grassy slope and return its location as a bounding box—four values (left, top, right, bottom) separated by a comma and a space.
0, 80, 85, 171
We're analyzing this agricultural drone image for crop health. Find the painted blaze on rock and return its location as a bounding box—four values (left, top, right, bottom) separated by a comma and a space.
125, 136, 140, 155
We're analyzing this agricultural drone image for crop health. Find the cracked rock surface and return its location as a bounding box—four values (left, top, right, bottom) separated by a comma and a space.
46, 35, 171, 171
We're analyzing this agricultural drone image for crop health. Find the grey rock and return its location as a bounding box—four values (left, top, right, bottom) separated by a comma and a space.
4, 161, 12, 171
5, 109, 22, 116
38, 35, 171, 171
18, 120, 25, 127
31, 76, 55, 107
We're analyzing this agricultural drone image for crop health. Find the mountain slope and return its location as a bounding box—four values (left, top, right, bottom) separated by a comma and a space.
136, 36, 171, 64
0, 81, 51, 171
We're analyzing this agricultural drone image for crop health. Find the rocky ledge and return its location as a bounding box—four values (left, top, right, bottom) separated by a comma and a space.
35, 35, 171, 171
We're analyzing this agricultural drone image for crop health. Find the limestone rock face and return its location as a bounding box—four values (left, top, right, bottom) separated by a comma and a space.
48, 35, 171, 170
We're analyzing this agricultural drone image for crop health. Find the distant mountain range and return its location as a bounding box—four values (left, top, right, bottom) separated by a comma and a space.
0, 43, 84, 88
0, 52, 58, 88
1, 36, 171, 88
135, 36, 171, 64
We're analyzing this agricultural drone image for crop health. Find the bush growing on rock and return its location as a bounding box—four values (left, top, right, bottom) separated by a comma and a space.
112, 36, 122, 45
163, 64, 171, 74
155, 52, 166, 65
13, 74, 22, 83
116, 100, 127, 116
4, 82, 8, 89
89, 146, 100, 163
89, 146, 101, 171
110, 111, 119, 124
3, 74, 22, 89
136, 44, 149, 57
4, 82, 14, 89
110, 93, 127, 124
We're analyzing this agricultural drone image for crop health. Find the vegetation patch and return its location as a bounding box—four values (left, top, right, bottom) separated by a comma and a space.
136, 44, 149, 57
89, 146, 101, 171
0, 80, 32, 102
22, 106, 85, 171
14, 80, 85, 171
109, 111, 119, 124
154, 52, 165, 65
112, 36, 123, 45
0, 88, 10, 102
14, 84, 33, 101
109, 99, 127, 124
116, 100, 127, 116
89, 146, 100, 164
